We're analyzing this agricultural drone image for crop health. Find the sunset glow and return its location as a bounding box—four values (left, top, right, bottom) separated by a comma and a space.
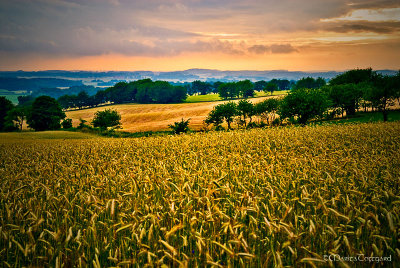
0, 0, 399, 71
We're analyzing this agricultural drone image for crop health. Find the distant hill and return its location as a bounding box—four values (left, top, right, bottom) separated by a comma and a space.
0, 77, 83, 91
0, 69, 397, 88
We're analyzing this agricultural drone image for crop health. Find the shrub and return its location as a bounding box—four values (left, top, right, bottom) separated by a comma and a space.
92, 109, 121, 130
169, 118, 191, 134
61, 118, 73, 129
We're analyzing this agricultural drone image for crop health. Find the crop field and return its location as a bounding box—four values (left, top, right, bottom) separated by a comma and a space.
65, 96, 272, 133
184, 91, 287, 103
1, 122, 399, 267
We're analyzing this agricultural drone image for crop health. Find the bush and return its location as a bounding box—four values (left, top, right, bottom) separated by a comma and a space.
61, 118, 73, 129
92, 109, 121, 130
169, 118, 190, 134
77, 118, 88, 129
279, 88, 330, 124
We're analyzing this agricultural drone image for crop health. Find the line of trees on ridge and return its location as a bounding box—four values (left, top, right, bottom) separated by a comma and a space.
204, 69, 400, 129
57, 79, 187, 109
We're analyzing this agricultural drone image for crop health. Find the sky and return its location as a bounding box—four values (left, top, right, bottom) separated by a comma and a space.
0, 0, 399, 71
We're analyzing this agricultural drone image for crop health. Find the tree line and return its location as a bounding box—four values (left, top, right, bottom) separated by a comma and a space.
56, 78, 293, 110
183, 79, 294, 98
0, 68, 398, 132
203, 68, 400, 130
57, 79, 187, 109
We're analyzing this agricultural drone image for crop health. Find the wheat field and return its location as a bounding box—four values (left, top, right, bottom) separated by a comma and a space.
65, 97, 272, 132
1, 122, 399, 267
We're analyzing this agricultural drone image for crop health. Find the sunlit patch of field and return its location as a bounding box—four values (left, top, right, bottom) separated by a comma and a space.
184, 90, 287, 103
1, 122, 399, 266
66, 97, 273, 132
0, 131, 97, 141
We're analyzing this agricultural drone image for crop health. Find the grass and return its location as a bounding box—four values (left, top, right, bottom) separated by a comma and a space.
185, 93, 222, 103
254, 90, 287, 98
184, 91, 287, 103
0, 130, 97, 141
313, 109, 400, 126
1, 122, 399, 266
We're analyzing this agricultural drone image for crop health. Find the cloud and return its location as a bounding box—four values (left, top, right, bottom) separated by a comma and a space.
324, 21, 400, 34
248, 44, 298, 54
0, 0, 399, 68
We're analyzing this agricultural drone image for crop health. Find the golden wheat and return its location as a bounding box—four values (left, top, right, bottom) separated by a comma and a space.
0, 122, 399, 267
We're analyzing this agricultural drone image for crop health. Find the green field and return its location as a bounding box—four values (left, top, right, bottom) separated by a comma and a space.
184, 90, 287, 103
0, 131, 97, 141
1, 122, 399, 267
313, 109, 400, 126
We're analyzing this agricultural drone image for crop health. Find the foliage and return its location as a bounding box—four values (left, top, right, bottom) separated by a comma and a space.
279, 88, 330, 124
269, 79, 291, 90
191, 80, 212, 95
92, 109, 121, 130
254, 98, 280, 124
324, 83, 363, 116
236, 80, 254, 98
61, 118, 73, 129
77, 118, 88, 129
254, 80, 268, 92
57, 79, 188, 109
329, 68, 375, 85
27, 96, 66, 131
205, 101, 237, 129
0, 122, 399, 267
236, 99, 254, 127
168, 118, 191, 134
217, 82, 235, 100
5, 106, 27, 131
17, 95, 35, 106
294, 77, 326, 89
264, 82, 278, 95
0, 96, 14, 131
364, 73, 399, 121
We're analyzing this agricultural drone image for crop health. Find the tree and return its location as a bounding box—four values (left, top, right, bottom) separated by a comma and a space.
279, 88, 330, 124
254, 81, 268, 92
330, 68, 375, 85
92, 109, 121, 130
6, 106, 27, 131
237, 99, 254, 127
236, 80, 254, 98
270, 79, 291, 91
264, 82, 278, 95
61, 118, 73, 129
27, 96, 66, 131
212, 81, 224, 94
364, 74, 398, 121
218, 83, 231, 100
324, 83, 363, 116
254, 98, 280, 124
205, 102, 237, 130
18, 95, 34, 106
76, 91, 90, 109
169, 118, 190, 134
192, 80, 212, 95
0, 97, 14, 131
58, 94, 76, 109
295, 77, 326, 89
